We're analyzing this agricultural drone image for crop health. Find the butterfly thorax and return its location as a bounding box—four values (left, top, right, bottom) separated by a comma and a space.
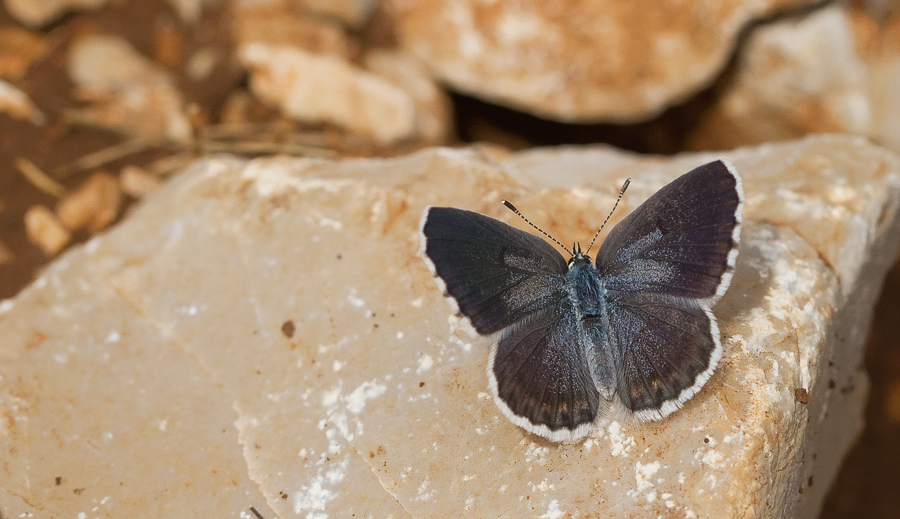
566, 252, 605, 318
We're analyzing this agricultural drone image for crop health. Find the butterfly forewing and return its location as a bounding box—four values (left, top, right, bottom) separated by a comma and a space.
595, 160, 742, 302
420, 207, 569, 335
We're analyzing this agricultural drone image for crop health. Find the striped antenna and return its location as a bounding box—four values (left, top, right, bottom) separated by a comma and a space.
584, 178, 630, 256
502, 200, 573, 257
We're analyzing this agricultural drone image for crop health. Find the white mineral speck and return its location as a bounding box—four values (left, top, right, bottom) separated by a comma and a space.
346, 380, 386, 414
607, 421, 636, 457
417, 354, 433, 373
347, 289, 365, 307
635, 461, 661, 491
321, 387, 341, 407
538, 499, 564, 519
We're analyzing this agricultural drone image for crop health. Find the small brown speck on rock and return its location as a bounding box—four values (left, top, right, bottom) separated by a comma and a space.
281, 320, 295, 338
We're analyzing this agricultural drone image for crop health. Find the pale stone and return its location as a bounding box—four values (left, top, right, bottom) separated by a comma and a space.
56, 171, 122, 232
119, 165, 163, 198
0, 26, 51, 79
1, 135, 898, 518
363, 50, 454, 144
0, 80, 45, 125
234, 0, 356, 59
3, 0, 106, 27
67, 34, 193, 143
240, 42, 417, 144
23, 205, 70, 256
166, 0, 223, 24
689, 4, 900, 154
383, 0, 819, 122
298, 0, 378, 27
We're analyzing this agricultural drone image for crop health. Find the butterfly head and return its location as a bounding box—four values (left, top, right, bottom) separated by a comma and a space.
567, 242, 593, 269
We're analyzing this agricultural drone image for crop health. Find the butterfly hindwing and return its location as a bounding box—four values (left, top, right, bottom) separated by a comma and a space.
489, 305, 603, 441
604, 293, 719, 420
420, 206, 569, 335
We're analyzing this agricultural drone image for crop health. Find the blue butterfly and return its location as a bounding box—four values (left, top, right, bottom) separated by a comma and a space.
420, 160, 743, 441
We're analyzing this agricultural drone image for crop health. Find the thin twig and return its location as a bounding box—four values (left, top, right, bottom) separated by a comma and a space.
14, 157, 66, 198
195, 139, 337, 158
54, 138, 152, 179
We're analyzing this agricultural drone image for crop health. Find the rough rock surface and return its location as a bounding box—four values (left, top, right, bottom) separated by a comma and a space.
1, 136, 899, 518
689, 4, 900, 153
384, 0, 818, 122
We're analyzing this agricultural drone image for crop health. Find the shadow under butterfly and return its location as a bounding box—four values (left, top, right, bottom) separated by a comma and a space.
419, 160, 744, 442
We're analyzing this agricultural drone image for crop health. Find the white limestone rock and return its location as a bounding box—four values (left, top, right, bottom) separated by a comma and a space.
363, 50, 455, 144
689, 4, 900, 154
0, 135, 898, 518
383, 0, 820, 122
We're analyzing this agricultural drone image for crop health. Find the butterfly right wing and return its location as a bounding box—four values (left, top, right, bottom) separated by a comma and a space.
593, 160, 742, 420
419, 206, 569, 335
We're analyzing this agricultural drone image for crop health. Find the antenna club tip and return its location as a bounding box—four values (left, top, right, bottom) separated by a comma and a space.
502, 200, 518, 211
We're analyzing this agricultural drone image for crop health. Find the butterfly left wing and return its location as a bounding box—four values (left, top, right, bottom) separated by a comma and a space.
489, 305, 603, 441
593, 160, 743, 420
419, 206, 569, 334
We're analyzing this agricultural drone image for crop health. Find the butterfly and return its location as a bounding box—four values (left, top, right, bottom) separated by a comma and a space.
419, 160, 743, 441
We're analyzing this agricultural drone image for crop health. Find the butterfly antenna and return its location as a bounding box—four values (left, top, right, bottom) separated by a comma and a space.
584, 178, 631, 256
502, 200, 573, 256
